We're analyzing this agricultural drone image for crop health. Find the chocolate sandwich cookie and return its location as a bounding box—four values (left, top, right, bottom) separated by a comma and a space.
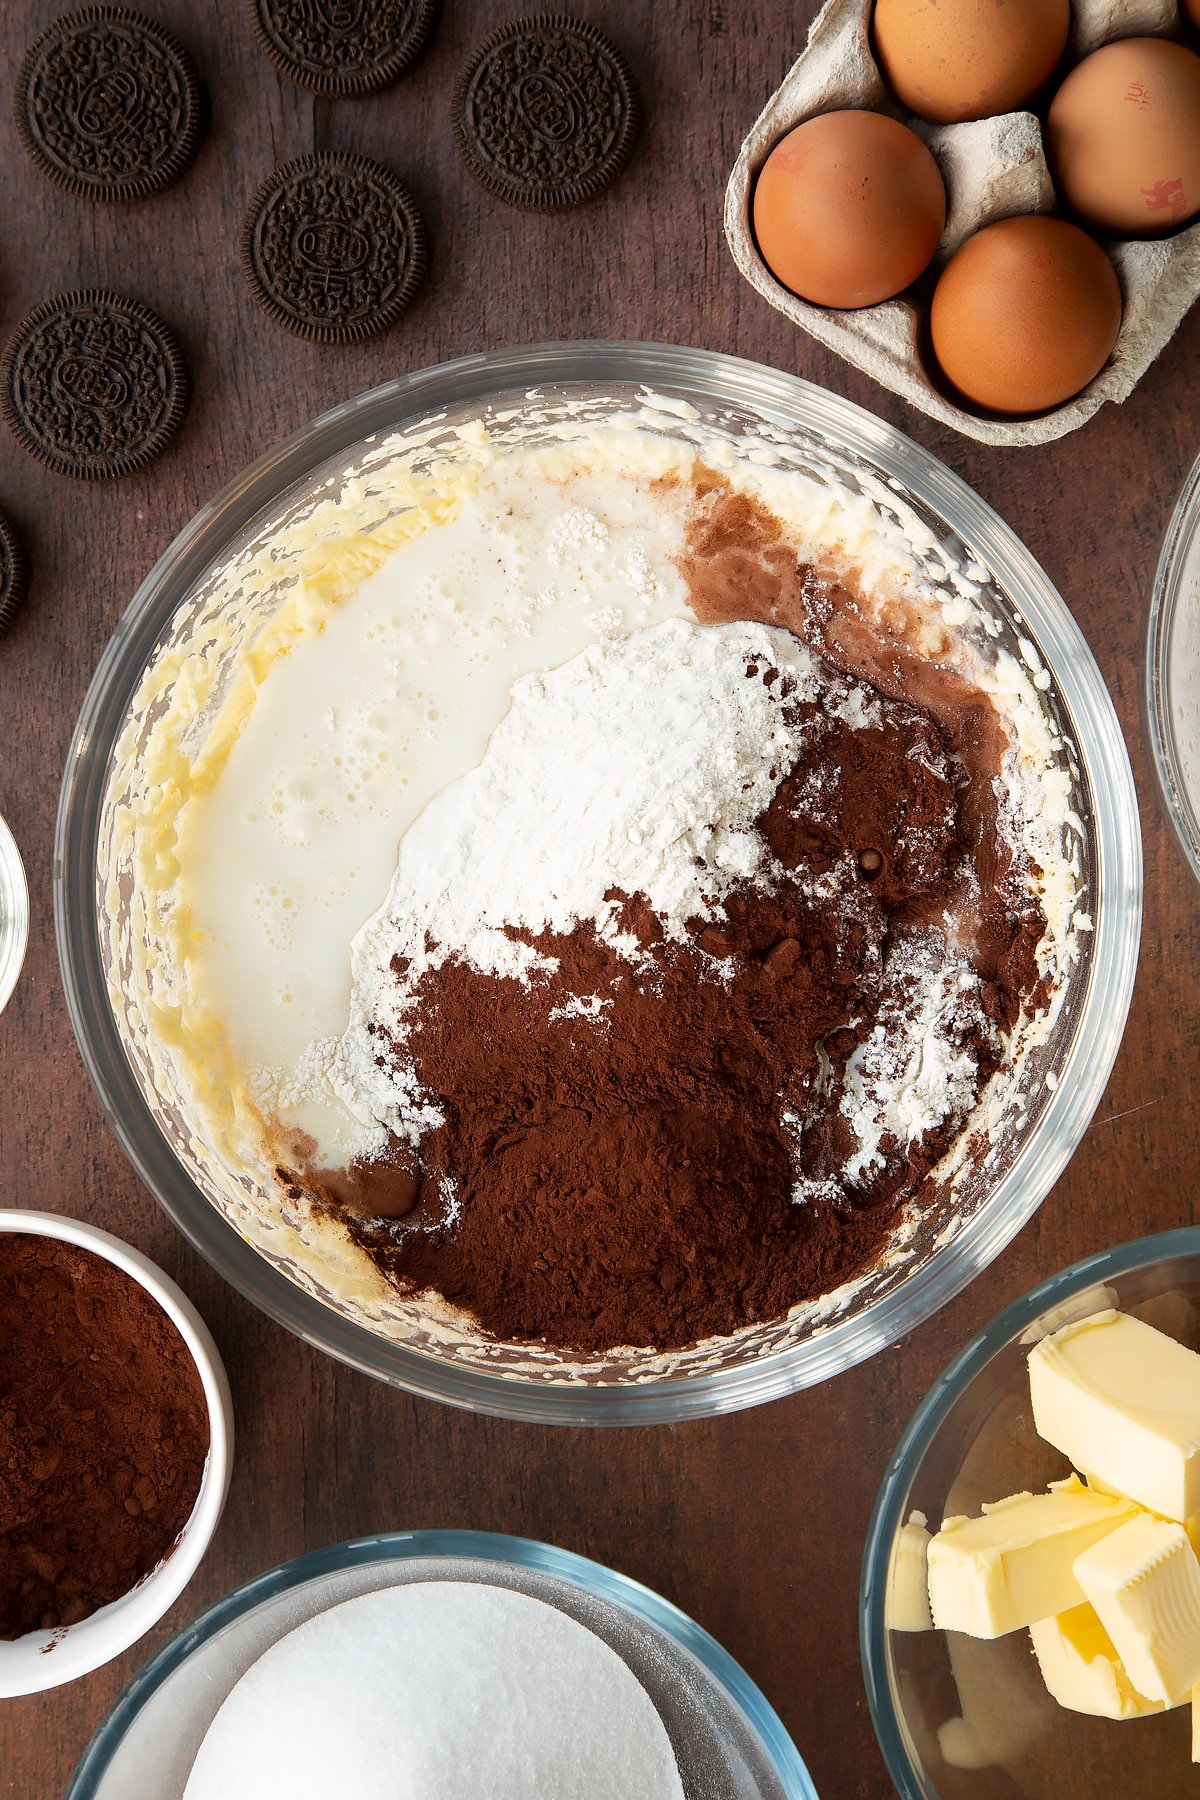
15, 6, 205, 203
242, 153, 429, 344
249, 0, 439, 97
0, 514, 29, 637
452, 14, 639, 211
1, 291, 189, 481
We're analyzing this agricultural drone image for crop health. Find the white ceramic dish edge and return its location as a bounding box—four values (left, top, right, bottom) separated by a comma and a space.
0, 812, 29, 1017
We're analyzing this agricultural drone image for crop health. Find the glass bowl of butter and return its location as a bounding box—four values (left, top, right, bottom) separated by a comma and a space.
862, 1227, 1200, 1797
55, 341, 1140, 1423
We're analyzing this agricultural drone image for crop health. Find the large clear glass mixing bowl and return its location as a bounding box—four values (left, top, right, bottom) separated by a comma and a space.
55, 342, 1141, 1424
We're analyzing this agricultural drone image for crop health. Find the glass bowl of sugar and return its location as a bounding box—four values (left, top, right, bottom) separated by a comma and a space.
67, 1530, 816, 1800
55, 341, 1141, 1423
860, 1228, 1200, 1799
1146, 446, 1200, 885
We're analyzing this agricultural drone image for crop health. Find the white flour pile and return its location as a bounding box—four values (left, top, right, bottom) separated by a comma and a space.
182, 1582, 684, 1800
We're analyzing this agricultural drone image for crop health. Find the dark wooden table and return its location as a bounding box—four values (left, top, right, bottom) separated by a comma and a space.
1, 2, 1196, 1793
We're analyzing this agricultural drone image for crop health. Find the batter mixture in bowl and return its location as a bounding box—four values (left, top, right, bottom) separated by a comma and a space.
101, 391, 1084, 1368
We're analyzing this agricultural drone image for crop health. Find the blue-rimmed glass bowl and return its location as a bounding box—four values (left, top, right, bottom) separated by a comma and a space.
68, 1529, 815, 1799
861, 1229, 1200, 1798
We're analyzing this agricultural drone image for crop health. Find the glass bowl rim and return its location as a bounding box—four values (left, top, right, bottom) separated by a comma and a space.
54, 338, 1142, 1425
858, 1224, 1200, 1800
1145, 444, 1200, 884
65, 1526, 818, 1800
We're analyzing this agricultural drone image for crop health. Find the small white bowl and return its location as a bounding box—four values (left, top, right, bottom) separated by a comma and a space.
0, 1209, 233, 1696
0, 812, 28, 1016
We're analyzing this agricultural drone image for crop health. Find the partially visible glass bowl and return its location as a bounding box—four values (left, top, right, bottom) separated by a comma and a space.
861, 1229, 1200, 1799
67, 1529, 816, 1800
1146, 447, 1200, 883
55, 341, 1141, 1424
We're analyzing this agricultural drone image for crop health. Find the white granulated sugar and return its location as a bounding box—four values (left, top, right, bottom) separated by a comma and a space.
182, 1582, 684, 1800
332, 617, 859, 1138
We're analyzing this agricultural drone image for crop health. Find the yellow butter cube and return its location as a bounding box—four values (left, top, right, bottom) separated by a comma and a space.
1030, 1603, 1169, 1720
887, 1512, 933, 1632
1029, 1310, 1200, 1522
1073, 1513, 1200, 1705
927, 1476, 1136, 1639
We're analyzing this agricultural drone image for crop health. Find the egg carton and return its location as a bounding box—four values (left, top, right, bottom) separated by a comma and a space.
724, 0, 1200, 446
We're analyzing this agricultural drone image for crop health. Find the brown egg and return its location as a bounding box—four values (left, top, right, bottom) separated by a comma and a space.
1047, 38, 1200, 236
930, 216, 1122, 415
1185, 0, 1200, 30
752, 110, 946, 309
873, 0, 1069, 124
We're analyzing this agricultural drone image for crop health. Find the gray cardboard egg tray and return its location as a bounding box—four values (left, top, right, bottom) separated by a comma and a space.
724, 0, 1200, 446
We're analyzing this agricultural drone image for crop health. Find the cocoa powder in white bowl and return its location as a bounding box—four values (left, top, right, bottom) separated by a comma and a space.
0, 1210, 233, 1696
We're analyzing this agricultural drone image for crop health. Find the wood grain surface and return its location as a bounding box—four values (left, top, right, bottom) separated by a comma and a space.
1, 2, 1197, 1794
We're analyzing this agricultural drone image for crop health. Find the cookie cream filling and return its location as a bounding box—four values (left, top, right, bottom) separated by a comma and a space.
100, 395, 1086, 1368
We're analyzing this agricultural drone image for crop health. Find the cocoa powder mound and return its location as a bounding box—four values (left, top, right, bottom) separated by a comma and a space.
0, 1233, 209, 1639
339, 675, 1039, 1353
